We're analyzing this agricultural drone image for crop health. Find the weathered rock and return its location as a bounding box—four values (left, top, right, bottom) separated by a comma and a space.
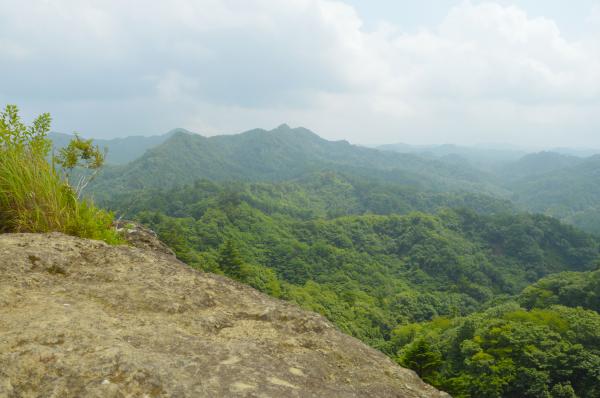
0, 233, 449, 398
114, 220, 175, 257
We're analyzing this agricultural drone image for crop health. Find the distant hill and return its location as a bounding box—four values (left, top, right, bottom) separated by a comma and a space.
49, 129, 183, 164
90, 124, 506, 197
509, 155, 600, 234
550, 147, 600, 158
378, 142, 526, 171
355, 143, 600, 235
499, 151, 584, 181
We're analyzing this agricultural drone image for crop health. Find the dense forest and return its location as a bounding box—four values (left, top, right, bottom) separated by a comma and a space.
103, 174, 600, 397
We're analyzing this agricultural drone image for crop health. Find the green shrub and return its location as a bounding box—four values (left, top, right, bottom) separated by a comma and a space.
0, 104, 121, 244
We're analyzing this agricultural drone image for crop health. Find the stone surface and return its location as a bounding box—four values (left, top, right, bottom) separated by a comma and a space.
114, 219, 175, 256
0, 233, 450, 397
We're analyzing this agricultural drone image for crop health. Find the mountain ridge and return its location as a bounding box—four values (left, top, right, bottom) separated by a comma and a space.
90, 124, 505, 198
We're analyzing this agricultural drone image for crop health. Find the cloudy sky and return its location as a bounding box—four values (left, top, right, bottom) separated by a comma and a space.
1, 0, 599, 147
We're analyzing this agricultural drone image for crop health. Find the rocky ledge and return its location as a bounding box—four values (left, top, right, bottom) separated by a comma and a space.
0, 233, 449, 397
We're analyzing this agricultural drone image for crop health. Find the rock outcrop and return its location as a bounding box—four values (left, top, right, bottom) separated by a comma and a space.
113, 220, 175, 257
0, 233, 449, 397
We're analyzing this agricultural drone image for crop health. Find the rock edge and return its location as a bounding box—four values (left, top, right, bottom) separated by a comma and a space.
0, 233, 449, 398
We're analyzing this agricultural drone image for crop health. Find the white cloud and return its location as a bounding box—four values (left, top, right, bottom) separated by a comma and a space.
0, 0, 599, 147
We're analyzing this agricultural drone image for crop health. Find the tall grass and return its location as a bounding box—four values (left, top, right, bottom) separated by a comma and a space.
0, 105, 122, 244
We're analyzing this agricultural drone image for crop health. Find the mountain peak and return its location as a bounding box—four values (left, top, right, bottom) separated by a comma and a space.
275, 123, 291, 130
167, 127, 195, 137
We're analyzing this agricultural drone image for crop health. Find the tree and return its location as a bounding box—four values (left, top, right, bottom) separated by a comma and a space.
55, 133, 106, 198
218, 239, 244, 279
551, 383, 576, 398
401, 339, 442, 382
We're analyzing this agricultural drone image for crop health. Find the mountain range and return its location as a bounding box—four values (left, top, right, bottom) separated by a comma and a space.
89, 124, 504, 197
52, 125, 600, 234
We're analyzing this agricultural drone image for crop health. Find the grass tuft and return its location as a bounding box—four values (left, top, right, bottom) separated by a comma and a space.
0, 105, 122, 244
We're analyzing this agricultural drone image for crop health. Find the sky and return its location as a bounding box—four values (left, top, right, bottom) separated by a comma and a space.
1, 0, 599, 147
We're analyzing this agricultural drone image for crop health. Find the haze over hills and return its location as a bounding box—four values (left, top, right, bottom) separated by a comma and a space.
497, 151, 584, 181
550, 147, 600, 158
373, 141, 600, 235
509, 155, 600, 234
48, 129, 183, 164
378, 142, 527, 171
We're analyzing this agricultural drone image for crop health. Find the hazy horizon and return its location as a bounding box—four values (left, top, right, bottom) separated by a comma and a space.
2, 0, 600, 147
48, 124, 600, 155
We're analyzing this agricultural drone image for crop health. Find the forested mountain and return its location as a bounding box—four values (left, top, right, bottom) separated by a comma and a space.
499, 151, 584, 181
64, 123, 600, 235
61, 120, 600, 238
89, 124, 505, 196
81, 122, 600, 235
101, 172, 514, 219
550, 147, 600, 157
49, 129, 180, 164
381, 142, 600, 235
509, 155, 600, 234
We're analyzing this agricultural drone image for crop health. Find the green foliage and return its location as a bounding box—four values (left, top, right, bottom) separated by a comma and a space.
83, 122, 600, 236
99, 174, 514, 223
55, 134, 106, 197
400, 339, 443, 383
506, 154, 600, 235
0, 104, 51, 154
551, 383, 577, 398
241, 263, 282, 298
217, 239, 244, 279
519, 269, 600, 313
393, 304, 600, 398
56, 133, 105, 171
0, 105, 121, 244
49, 130, 176, 165
108, 178, 600, 354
